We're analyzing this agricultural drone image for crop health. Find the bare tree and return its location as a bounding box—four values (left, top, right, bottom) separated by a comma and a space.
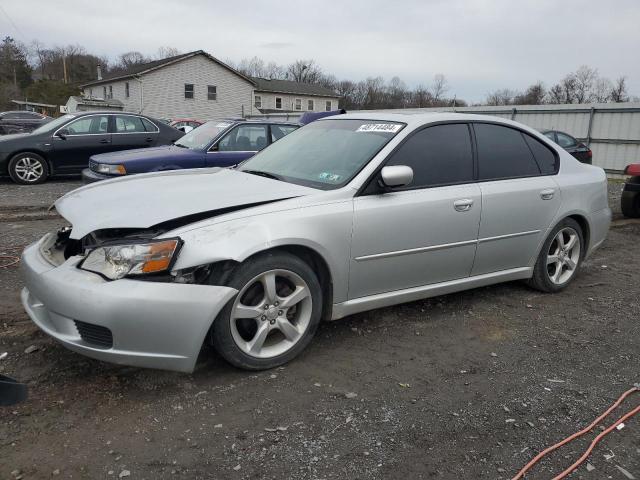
155, 46, 181, 59
514, 82, 546, 105
572, 65, 598, 103
287, 59, 324, 83
610, 76, 629, 102
430, 74, 448, 102
485, 88, 517, 106
592, 77, 613, 103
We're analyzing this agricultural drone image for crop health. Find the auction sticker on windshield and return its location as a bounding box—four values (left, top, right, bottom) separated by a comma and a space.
356, 123, 402, 133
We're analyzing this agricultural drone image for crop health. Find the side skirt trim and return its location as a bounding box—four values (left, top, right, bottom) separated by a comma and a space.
330, 267, 533, 320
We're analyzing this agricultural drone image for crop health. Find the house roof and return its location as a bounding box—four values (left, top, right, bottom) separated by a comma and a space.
70, 96, 123, 107
252, 77, 338, 98
80, 50, 255, 87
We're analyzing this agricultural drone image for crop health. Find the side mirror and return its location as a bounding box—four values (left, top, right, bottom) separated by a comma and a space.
380, 165, 413, 189
56, 128, 69, 139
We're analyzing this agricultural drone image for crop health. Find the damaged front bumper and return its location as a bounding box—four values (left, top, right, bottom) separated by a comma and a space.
20, 235, 237, 372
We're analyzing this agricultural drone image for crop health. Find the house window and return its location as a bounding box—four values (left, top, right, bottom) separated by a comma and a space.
325, 100, 332, 111
185, 84, 194, 99
208, 85, 217, 101
307, 99, 314, 111
89, 88, 93, 97
125, 82, 130, 98
295, 98, 302, 110
254, 95, 262, 108
275, 97, 282, 109
103, 86, 106, 99
108, 85, 113, 99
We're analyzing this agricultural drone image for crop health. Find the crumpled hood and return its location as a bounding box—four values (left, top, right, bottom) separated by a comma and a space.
56, 168, 317, 239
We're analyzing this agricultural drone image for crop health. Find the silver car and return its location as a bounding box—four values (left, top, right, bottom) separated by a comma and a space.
21, 112, 611, 372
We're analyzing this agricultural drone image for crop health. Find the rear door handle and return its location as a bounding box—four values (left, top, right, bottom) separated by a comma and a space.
145, 137, 153, 142
540, 189, 555, 200
99, 139, 110, 144
453, 198, 474, 212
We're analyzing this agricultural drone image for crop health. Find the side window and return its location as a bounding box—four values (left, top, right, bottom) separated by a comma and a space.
115, 115, 146, 133
141, 118, 158, 132
65, 115, 109, 134
556, 132, 577, 148
270, 125, 298, 142
217, 124, 268, 151
523, 133, 558, 175
385, 123, 474, 188
543, 131, 556, 142
474, 123, 541, 180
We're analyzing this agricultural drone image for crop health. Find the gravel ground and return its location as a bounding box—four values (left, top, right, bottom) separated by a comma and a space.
0, 178, 638, 479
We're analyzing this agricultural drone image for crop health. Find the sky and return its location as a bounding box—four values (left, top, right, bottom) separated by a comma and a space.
1, 0, 639, 103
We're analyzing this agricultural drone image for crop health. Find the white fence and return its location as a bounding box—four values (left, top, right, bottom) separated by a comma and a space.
249, 103, 640, 172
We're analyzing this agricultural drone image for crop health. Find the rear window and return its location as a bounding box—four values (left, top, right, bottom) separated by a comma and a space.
475, 123, 541, 180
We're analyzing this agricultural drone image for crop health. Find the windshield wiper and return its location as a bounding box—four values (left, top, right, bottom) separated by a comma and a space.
242, 169, 283, 181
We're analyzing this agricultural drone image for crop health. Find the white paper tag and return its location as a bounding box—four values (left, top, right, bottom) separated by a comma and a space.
216, 122, 232, 128
356, 123, 402, 133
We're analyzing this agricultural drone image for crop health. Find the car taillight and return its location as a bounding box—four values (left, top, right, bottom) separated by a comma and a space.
587, 149, 592, 158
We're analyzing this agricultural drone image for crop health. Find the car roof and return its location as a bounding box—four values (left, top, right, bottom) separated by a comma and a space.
326, 111, 550, 132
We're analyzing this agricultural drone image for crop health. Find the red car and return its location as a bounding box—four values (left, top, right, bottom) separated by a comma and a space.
169, 118, 203, 133
622, 163, 640, 217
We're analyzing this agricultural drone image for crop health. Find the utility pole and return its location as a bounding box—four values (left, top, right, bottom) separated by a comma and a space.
62, 54, 68, 84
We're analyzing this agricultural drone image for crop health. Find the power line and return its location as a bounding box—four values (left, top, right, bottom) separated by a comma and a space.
0, 4, 26, 41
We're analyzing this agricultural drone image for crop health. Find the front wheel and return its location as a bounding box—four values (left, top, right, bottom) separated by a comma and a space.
211, 252, 323, 370
8, 152, 49, 185
528, 218, 584, 293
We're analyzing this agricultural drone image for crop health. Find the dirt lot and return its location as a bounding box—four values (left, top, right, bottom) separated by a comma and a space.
0, 178, 638, 479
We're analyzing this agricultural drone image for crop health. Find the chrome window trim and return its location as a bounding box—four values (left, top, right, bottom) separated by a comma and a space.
53, 113, 159, 137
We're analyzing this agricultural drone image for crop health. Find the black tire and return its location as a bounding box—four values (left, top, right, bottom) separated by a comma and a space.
211, 251, 323, 370
621, 190, 640, 218
528, 218, 584, 293
8, 152, 49, 185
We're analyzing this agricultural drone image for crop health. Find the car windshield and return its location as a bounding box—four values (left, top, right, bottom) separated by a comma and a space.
174, 120, 233, 150
238, 119, 404, 190
30, 114, 76, 135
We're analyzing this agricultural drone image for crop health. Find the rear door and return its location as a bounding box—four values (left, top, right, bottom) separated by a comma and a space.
51, 114, 111, 171
111, 114, 159, 150
350, 123, 481, 299
471, 123, 561, 275
207, 123, 268, 167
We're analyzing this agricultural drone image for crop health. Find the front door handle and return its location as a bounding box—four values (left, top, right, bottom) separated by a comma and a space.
453, 198, 474, 212
145, 137, 153, 142
540, 189, 555, 200
99, 139, 110, 144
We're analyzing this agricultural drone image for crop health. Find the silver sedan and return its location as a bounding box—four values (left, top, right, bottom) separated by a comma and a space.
21, 112, 611, 372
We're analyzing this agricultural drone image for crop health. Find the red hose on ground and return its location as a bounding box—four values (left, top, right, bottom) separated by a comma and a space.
512, 386, 639, 480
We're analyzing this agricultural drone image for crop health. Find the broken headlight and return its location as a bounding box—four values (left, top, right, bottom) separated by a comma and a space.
80, 238, 182, 280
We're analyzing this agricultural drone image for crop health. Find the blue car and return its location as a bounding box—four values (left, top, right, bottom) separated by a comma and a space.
81, 119, 299, 183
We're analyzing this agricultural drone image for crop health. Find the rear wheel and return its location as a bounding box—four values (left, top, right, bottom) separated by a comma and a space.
211, 252, 323, 370
528, 218, 583, 293
8, 152, 49, 185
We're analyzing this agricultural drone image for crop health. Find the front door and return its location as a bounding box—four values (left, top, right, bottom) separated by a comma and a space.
207, 123, 268, 167
349, 123, 481, 299
51, 114, 111, 172
470, 123, 562, 275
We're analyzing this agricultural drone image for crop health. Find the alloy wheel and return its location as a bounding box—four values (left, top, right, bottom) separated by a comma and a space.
229, 269, 313, 358
546, 227, 581, 285
14, 157, 44, 183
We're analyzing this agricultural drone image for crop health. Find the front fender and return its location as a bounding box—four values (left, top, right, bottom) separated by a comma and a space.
167, 200, 354, 303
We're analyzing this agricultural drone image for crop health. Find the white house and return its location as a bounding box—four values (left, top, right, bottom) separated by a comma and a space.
78, 50, 340, 120
251, 78, 340, 114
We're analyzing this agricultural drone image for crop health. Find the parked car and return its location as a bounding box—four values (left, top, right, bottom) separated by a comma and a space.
0, 110, 52, 135
21, 113, 611, 372
82, 119, 299, 183
621, 163, 640, 217
169, 118, 203, 133
0, 111, 184, 185
542, 130, 592, 164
